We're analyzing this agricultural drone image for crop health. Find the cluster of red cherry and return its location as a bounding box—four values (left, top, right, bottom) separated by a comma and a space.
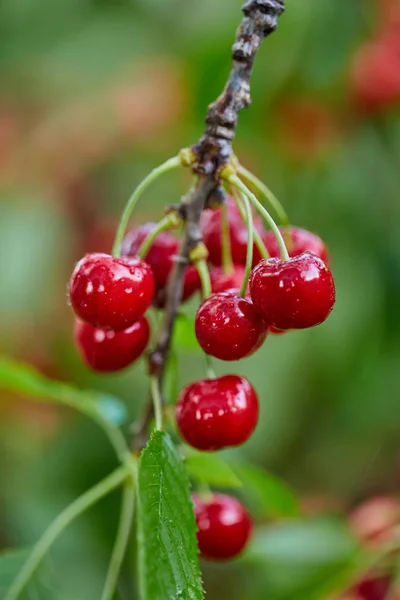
351, 0, 400, 114
68, 191, 335, 561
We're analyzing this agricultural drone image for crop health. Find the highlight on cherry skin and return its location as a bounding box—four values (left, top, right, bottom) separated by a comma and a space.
69, 252, 155, 331
193, 493, 253, 561
74, 317, 150, 373
176, 375, 259, 451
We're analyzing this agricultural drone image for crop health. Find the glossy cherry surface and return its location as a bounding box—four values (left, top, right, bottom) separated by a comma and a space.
264, 226, 329, 263
250, 252, 335, 330
69, 253, 154, 330
195, 292, 267, 361
176, 375, 259, 451
201, 198, 264, 267
193, 493, 252, 560
121, 223, 179, 290
210, 266, 246, 294
74, 317, 150, 372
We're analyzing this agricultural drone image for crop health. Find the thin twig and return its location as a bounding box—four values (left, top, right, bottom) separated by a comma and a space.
100, 479, 136, 600
148, 175, 216, 383
193, 0, 285, 171
135, 0, 286, 448
5, 465, 131, 600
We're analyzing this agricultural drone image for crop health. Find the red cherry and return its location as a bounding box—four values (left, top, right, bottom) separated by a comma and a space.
74, 317, 150, 372
182, 265, 202, 301
193, 493, 252, 560
350, 41, 400, 113
195, 292, 267, 361
349, 496, 400, 545
264, 226, 329, 264
275, 99, 338, 162
357, 576, 391, 600
176, 375, 259, 451
121, 223, 179, 290
210, 265, 246, 294
69, 253, 154, 330
201, 198, 264, 267
250, 252, 335, 330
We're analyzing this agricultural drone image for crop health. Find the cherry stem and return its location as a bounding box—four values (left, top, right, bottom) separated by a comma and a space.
100, 478, 136, 600
137, 216, 174, 260
236, 163, 290, 226
196, 259, 212, 299
4, 464, 132, 600
204, 353, 216, 380
150, 376, 163, 430
221, 202, 234, 274
231, 187, 269, 259
229, 175, 290, 262
196, 481, 213, 502
111, 156, 181, 258
237, 191, 254, 297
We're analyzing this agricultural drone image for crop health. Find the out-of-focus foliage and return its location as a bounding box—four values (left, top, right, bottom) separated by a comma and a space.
0, 0, 399, 598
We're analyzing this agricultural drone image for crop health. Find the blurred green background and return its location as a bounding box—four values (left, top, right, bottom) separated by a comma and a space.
0, 0, 399, 598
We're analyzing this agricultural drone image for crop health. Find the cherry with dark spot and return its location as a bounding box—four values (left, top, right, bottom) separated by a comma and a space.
193, 493, 253, 560
195, 291, 267, 361
74, 317, 150, 373
69, 253, 154, 330
176, 375, 259, 451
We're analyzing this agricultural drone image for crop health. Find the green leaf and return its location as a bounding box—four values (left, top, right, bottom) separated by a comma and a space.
0, 356, 127, 426
185, 451, 242, 489
232, 463, 300, 519
245, 518, 359, 600
137, 431, 204, 600
0, 548, 56, 599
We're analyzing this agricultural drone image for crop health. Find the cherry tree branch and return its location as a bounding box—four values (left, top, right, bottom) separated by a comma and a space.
134, 0, 286, 448
193, 0, 285, 172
